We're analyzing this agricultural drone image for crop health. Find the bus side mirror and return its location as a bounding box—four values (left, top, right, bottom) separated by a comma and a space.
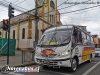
33, 41, 36, 48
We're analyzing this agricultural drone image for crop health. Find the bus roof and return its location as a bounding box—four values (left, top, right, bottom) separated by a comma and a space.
44, 25, 73, 33
44, 25, 93, 37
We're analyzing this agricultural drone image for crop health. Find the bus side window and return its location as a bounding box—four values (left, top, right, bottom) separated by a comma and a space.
73, 28, 78, 44
86, 35, 91, 45
78, 31, 82, 43
91, 37, 94, 47
81, 32, 87, 45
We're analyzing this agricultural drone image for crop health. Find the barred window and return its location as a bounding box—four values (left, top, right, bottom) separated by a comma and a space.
13, 30, 15, 39
22, 28, 25, 39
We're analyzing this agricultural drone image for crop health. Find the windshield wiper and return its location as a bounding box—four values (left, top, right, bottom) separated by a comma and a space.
39, 35, 45, 47
48, 32, 57, 45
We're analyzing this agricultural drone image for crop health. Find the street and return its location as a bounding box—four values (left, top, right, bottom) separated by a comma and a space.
0, 57, 100, 75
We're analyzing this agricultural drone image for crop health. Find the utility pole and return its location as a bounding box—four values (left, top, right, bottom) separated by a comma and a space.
7, 14, 10, 65
35, 0, 38, 45
8, 4, 14, 65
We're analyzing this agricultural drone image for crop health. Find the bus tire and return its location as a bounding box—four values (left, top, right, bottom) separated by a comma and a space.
70, 58, 77, 72
42, 65, 48, 69
88, 54, 92, 63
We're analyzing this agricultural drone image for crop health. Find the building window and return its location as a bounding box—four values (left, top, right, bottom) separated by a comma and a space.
13, 30, 15, 39
0, 31, 1, 38
22, 28, 25, 39
54, 17, 55, 24
50, 15, 54, 23
52, 15, 53, 23
0, 31, 1, 35
5, 32, 7, 38
50, 15, 51, 22
50, 0, 55, 9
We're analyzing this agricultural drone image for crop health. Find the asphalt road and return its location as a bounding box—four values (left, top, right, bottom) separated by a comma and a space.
0, 57, 100, 75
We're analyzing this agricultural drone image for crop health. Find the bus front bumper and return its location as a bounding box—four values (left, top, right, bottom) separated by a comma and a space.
35, 58, 71, 67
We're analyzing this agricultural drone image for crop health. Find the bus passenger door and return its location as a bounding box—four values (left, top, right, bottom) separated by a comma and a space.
72, 28, 83, 64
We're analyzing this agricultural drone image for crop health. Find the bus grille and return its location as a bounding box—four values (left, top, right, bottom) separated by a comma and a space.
41, 54, 57, 58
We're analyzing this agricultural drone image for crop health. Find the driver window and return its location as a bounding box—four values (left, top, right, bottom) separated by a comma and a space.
73, 28, 78, 44
72, 28, 82, 46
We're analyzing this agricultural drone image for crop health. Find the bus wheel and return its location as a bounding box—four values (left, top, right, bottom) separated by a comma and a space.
70, 58, 77, 72
88, 54, 92, 63
42, 65, 48, 69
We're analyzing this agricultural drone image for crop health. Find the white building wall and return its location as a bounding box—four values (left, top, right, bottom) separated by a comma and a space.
11, 13, 34, 22
18, 21, 29, 49
10, 24, 17, 39
10, 24, 18, 48
19, 21, 28, 39
19, 39, 34, 48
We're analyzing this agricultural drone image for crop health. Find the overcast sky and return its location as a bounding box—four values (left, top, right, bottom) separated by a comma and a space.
0, 0, 100, 37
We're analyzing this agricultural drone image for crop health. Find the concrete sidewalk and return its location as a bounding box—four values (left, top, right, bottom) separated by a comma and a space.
0, 50, 36, 68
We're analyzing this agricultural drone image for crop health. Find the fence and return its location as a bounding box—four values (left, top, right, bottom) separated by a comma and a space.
22, 50, 35, 64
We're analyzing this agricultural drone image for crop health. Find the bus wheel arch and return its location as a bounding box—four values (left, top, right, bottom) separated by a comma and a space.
70, 55, 79, 72
74, 55, 79, 65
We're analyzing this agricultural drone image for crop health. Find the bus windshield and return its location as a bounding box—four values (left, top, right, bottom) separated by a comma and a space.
38, 30, 72, 46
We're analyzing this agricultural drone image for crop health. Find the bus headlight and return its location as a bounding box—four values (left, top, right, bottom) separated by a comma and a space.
61, 52, 69, 56
56, 51, 69, 57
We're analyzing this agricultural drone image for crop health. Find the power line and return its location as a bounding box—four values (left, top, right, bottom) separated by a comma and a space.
60, 4, 100, 14
0, 1, 24, 12
39, 0, 90, 18
40, 0, 91, 18
13, 0, 19, 3
0, 6, 8, 12
0, 0, 54, 27
60, 6, 100, 17
61, 18, 100, 21
0, 1, 9, 7
62, 16, 100, 18
2, 0, 98, 27
24, 2, 35, 6
12, 1, 100, 27
1, 0, 29, 12
38, 0, 69, 17
57, 0, 91, 11
0, 9, 7, 12
15, 0, 26, 5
